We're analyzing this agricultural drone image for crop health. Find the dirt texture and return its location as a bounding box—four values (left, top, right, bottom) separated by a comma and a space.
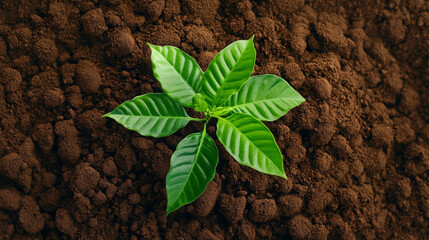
0, 0, 428, 239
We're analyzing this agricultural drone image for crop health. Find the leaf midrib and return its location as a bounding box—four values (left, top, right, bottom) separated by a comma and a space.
208, 41, 253, 107
227, 96, 304, 111
170, 129, 207, 209
152, 46, 197, 95
217, 115, 282, 173
106, 114, 196, 120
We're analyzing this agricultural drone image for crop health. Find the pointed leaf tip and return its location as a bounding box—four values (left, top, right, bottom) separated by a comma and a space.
216, 113, 286, 178
201, 38, 256, 107
166, 130, 219, 214
105, 93, 192, 138
223, 74, 306, 121
150, 45, 203, 107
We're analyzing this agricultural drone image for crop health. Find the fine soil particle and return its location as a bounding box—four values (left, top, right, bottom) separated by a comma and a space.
31, 123, 54, 154
82, 8, 108, 38
219, 193, 247, 223
277, 194, 303, 217
109, 28, 136, 57
0, 153, 32, 192
1, 68, 22, 92
55, 208, 78, 237
55, 120, 81, 165
288, 215, 313, 240
249, 199, 278, 223
0, 187, 21, 211
18, 195, 45, 234
190, 180, 221, 217
237, 221, 256, 240
71, 163, 100, 194
0, 0, 428, 239
75, 60, 102, 94
33, 37, 58, 65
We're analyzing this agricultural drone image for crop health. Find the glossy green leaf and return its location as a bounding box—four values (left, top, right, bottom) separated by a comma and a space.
104, 93, 196, 138
216, 113, 286, 178
223, 75, 306, 121
211, 106, 233, 117
192, 93, 209, 112
148, 44, 203, 107
166, 127, 219, 215
201, 37, 256, 107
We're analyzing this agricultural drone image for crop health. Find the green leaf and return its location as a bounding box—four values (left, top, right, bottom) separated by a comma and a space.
216, 113, 286, 178
200, 36, 256, 107
148, 43, 203, 107
166, 126, 219, 215
104, 93, 196, 138
192, 93, 209, 112
211, 106, 233, 117
223, 75, 306, 121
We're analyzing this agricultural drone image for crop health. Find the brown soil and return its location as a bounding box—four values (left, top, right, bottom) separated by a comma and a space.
0, 0, 428, 239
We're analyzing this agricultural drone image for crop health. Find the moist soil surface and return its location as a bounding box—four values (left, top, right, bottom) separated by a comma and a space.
0, 0, 428, 239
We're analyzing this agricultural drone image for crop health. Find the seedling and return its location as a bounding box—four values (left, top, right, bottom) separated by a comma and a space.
104, 37, 305, 215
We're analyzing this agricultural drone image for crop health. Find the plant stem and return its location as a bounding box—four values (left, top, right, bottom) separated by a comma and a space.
191, 118, 205, 122
203, 121, 207, 132
204, 112, 212, 123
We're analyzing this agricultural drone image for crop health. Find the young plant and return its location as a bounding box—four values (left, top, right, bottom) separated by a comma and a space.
104, 37, 305, 215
